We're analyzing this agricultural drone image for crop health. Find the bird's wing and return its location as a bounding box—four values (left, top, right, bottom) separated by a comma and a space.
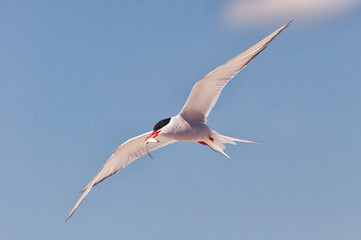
179, 21, 292, 122
66, 132, 176, 221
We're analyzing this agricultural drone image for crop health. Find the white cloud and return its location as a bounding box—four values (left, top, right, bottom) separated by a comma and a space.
223, 0, 361, 27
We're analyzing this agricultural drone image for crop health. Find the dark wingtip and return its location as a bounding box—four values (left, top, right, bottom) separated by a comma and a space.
285, 19, 294, 28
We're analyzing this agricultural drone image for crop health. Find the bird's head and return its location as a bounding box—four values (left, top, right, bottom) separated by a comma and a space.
144, 117, 171, 157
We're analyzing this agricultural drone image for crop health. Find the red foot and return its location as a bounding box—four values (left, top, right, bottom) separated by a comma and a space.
198, 141, 207, 145
209, 137, 214, 142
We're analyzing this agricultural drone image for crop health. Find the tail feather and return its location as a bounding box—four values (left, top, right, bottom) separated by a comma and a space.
218, 149, 230, 158
217, 133, 265, 145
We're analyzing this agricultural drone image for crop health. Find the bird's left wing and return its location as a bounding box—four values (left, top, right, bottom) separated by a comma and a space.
179, 21, 292, 122
66, 132, 176, 221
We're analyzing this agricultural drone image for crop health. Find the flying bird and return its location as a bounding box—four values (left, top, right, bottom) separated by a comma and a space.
66, 21, 292, 221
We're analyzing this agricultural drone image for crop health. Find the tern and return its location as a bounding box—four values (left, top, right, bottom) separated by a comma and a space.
66, 21, 292, 221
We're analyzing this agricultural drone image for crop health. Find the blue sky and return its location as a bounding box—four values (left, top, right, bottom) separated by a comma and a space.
1, 1, 361, 239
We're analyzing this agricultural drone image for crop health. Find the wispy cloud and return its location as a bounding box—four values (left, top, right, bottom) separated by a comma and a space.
223, 0, 361, 27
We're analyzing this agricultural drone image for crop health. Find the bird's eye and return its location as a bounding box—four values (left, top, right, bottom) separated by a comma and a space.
153, 118, 171, 132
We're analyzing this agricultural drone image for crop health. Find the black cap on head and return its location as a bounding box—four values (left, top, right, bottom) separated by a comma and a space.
153, 118, 171, 132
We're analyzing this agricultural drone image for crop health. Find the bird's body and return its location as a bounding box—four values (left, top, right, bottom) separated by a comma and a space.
66, 21, 292, 221
162, 115, 209, 142
159, 115, 253, 158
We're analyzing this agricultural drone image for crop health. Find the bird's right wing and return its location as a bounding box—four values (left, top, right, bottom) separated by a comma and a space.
179, 21, 292, 122
66, 132, 176, 221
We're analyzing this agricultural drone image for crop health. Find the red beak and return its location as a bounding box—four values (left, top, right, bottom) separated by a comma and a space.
145, 130, 160, 143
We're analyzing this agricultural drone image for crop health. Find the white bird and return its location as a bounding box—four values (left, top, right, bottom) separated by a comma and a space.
66, 21, 292, 221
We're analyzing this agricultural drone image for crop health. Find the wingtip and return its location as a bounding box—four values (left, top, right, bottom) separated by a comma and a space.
274, 20, 293, 34
66, 208, 76, 222
283, 19, 294, 29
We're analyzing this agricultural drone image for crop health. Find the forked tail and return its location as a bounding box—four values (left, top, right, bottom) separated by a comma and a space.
202, 131, 264, 158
